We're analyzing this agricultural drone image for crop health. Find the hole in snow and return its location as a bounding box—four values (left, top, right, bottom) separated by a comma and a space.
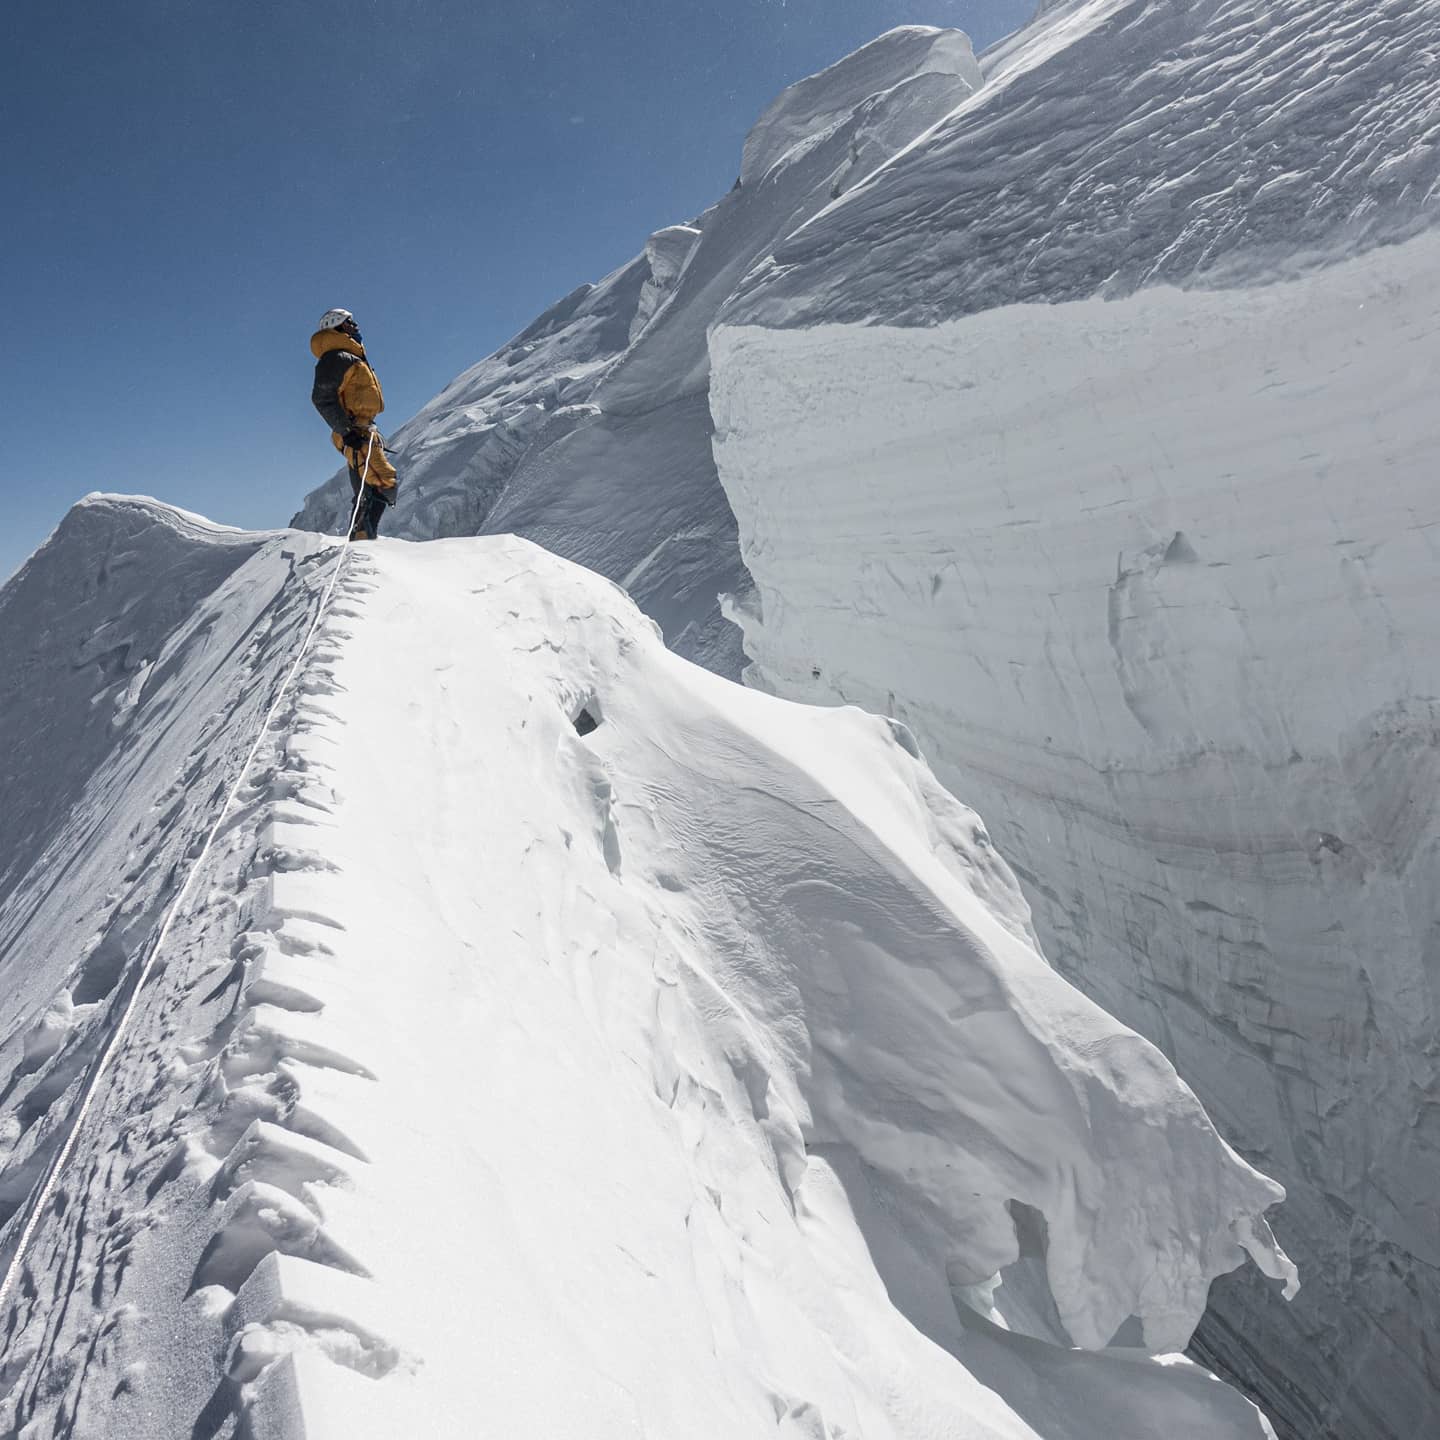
1007, 1198, 1049, 1260
1163, 530, 1200, 565
73, 931, 131, 1005
572, 697, 602, 737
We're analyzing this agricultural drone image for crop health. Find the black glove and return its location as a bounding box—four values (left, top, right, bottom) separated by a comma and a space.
342, 426, 371, 451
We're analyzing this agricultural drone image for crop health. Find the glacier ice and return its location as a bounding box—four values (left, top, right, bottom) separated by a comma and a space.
708, 4, 1440, 1435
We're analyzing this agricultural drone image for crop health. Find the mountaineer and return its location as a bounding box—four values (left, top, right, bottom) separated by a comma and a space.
309, 308, 400, 540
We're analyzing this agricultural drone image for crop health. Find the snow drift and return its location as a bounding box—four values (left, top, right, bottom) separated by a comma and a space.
708, 3, 1440, 1437
0, 498, 1293, 1437
292, 25, 985, 678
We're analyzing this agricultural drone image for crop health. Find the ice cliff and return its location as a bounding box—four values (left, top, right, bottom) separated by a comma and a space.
710, 3, 1440, 1438
0, 497, 1294, 1436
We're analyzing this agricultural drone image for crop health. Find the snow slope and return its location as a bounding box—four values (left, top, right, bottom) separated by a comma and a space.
709, 4, 1440, 1436
726, 0, 1440, 329
293, 25, 984, 679
0, 498, 1295, 1437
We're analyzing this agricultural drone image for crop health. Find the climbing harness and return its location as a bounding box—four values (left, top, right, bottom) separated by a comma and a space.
0, 437, 377, 1322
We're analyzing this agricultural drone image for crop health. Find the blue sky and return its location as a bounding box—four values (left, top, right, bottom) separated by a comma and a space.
2, 0, 1033, 579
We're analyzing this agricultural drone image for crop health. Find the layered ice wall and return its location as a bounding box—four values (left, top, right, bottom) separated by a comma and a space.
294, 25, 983, 677
0, 499, 1294, 1437
711, 2, 1440, 1436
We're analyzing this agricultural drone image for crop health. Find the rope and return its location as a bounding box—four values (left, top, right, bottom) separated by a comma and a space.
0, 435, 378, 1322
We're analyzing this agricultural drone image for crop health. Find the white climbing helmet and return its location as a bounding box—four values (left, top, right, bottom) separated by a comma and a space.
318, 307, 354, 331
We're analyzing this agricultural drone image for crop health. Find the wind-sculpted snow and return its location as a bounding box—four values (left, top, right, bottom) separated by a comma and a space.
0, 500, 274, 901
724, 0, 1440, 330
293, 25, 983, 678
711, 225, 1440, 1439
740, 26, 981, 185
0, 499, 1293, 1437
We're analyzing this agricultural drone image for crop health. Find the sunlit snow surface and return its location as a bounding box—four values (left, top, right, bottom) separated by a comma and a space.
727, 0, 1440, 327
0, 498, 1292, 1436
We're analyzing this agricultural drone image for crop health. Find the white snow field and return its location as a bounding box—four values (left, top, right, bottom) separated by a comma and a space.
293, 25, 986, 679
0, 497, 1298, 1437
707, 4, 1440, 1436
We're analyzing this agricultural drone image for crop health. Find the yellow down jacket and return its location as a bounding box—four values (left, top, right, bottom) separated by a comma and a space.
309, 329, 398, 493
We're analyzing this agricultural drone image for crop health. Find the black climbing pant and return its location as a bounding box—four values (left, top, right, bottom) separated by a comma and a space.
348, 474, 389, 540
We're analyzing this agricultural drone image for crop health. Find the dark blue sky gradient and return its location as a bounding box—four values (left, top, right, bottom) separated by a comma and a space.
2, 0, 1033, 577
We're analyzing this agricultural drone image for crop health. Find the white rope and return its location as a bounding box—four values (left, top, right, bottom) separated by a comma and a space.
0, 435, 378, 1321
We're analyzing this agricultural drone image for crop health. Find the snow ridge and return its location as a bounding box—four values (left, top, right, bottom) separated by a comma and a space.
0, 486, 363, 1338
0, 499, 1295, 1437
741, 25, 982, 184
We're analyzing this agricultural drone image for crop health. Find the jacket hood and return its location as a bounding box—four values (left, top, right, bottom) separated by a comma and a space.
310, 329, 368, 360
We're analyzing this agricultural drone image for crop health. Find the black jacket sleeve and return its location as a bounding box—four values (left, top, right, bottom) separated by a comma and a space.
312, 350, 359, 435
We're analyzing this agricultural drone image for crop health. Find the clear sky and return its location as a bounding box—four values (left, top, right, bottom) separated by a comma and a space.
2, 0, 1033, 580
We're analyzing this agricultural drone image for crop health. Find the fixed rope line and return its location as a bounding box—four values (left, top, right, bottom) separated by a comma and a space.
0, 436, 377, 1321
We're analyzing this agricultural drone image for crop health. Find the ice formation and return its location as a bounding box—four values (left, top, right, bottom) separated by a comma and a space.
709, 4, 1440, 1437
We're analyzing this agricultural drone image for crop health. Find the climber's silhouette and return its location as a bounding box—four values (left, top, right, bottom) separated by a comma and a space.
310, 308, 400, 540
